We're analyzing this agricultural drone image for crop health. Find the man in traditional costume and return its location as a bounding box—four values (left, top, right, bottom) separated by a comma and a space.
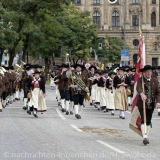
0, 68, 5, 112
114, 67, 131, 119
28, 71, 47, 118
69, 64, 90, 119
106, 72, 116, 115
88, 65, 97, 106
1, 66, 9, 108
154, 66, 160, 116
136, 65, 160, 145
55, 64, 68, 112
128, 68, 136, 106
22, 64, 31, 110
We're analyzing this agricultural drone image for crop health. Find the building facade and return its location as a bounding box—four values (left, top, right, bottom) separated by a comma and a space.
75, 0, 160, 66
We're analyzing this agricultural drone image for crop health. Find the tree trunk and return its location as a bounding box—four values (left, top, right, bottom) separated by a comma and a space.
44, 57, 49, 73
0, 49, 4, 66
8, 49, 15, 66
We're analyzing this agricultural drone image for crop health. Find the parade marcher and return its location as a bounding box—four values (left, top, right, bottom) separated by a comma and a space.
69, 64, 90, 119
98, 71, 107, 111
0, 68, 5, 112
1, 66, 9, 108
28, 71, 47, 118
50, 71, 56, 88
114, 67, 131, 119
55, 64, 68, 112
154, 66, 160, 116
22, 64, 31, 110
60, 64, 73, 115
136, 65, 160, 145
88, 65, 97, 106
92, 71, 100, 108
8, 66, 16, 104
106, 71, 116, 115
128, 68, 136, 106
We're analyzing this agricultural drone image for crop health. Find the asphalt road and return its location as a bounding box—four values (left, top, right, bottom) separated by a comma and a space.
0, 85, 160, 160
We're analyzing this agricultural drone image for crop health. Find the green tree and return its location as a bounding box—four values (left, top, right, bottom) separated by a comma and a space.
0, 0, 73, 65
55, 5, 97, 64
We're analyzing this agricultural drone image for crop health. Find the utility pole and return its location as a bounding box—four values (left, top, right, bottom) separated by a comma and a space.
123, 0, 126, 49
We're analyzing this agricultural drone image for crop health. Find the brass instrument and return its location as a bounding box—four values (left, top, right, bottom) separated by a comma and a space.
70, 72, 86, 91
14, 61, 26, 91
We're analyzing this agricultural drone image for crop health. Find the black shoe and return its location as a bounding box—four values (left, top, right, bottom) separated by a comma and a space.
27, 110, 31, 115
66, 111, 69, 115
122, 117, 125, 119
75, 114, 79, 119
90, 103, 92, 106
15, 98, 19, 101
70, 111, 73, 115
61, 108, 66, 112
34, 114, 38, 118
0, 109, 2, 112
97, 108, 100, 111
78, 115, 81, 119
6, 102, 9, 106
13, 99, 16, 102
23, 106, 27, 110
2, 104, 5, 108
143, 138, 148, 145
158, 112, 160, 116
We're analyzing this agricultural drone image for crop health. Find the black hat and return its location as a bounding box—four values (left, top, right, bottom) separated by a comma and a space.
130, 68, 136, 72
140, 65, 155, 72
35, 65, 42, 69
60, 64, 67, 68
26, 66, 31, 71
34, 71, 41, 74
109, 71, 116, 76
117, 67, 125, 71
24, 64, 31, 68
103, 70, 109, 74
99, 71, 104, 75
123, 66, 130, 69
30, 65, 35, 68
74, 64, 85, 70
156, 66, 160, 70
89, 65, 97, 71
9, 66, 14, 70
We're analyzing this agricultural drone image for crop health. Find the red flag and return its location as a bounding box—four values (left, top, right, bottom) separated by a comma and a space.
129, 36, 144, 136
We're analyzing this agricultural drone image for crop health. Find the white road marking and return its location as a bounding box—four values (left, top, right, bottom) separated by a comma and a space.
55, 108, 66, 120
126, 111, 131, 114
96, 140, 125, 154
70, 124, 83, 132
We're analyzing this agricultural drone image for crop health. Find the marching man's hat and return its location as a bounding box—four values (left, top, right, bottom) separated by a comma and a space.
140, 65, 155, 72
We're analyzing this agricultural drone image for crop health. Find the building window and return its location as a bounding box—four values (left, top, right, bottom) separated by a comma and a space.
112, 11, 120, 26
75, 0, 81, 4
133, 39, 139, 46
133, 54, 138, 65
152, 58, 158, 67
153, 43, 158, 51
151, 12, 156, 27
152, 0, 156, 4
133, 0, 139, 4
93, 0, 100, 4
93, 11, 101, 27
5, 60, 7, 65
132, 15, 139, 26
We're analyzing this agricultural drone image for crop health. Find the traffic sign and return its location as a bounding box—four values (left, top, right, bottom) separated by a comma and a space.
121, 49, 129, 57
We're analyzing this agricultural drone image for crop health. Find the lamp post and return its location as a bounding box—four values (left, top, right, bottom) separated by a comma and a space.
123, 0, 126, 50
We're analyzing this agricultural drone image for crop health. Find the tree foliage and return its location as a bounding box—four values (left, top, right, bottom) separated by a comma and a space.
0, 0, 97, 67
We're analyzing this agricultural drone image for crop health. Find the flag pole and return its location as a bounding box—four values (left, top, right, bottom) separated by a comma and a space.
139, 21, 147, 138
